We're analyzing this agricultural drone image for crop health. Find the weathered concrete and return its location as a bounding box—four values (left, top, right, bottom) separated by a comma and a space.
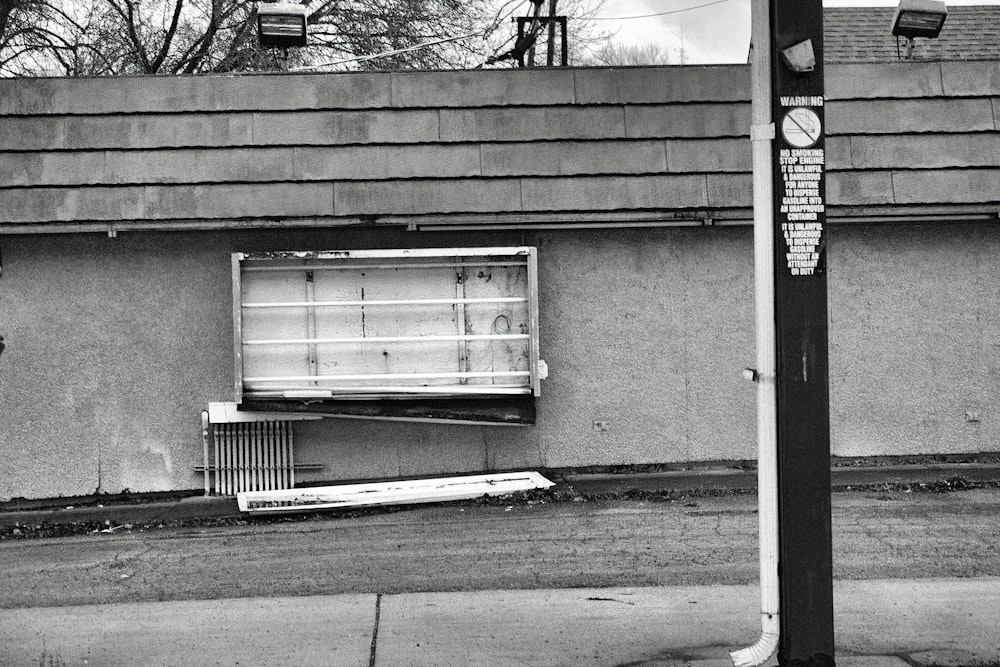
625, 103, 750, 139
2, 65, 998, 231
2, 222, 999, 498
375, 586, 757, 667
2, 580, 999, 667
0, 64, 999, 499
892, 169, 1000, 204
481, 140, 668, 177
845, 134, 1000, 170
828, 223, 1000, 456
940, 60, 1000, 97
825, 98, 996, 134
0, 595, 376, 667
825, 62, 945, 99
0, 72, 394, 114
520, 174, 709, 211
333, 178, 523, 216
573, 66, 751, 104
439, 107, 627, 142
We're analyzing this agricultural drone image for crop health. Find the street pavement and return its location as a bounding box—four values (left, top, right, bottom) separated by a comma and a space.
2, 463, 999, 666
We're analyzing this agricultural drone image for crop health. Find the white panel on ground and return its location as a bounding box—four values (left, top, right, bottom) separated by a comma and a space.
237, 471, 554, 514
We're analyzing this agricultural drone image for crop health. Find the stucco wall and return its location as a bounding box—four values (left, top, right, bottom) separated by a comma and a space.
1, 64, 999, 499
1, 225, 756, 499
2, 222, 997, 499
0, 233, 232, 499
828, 222, 1000, 456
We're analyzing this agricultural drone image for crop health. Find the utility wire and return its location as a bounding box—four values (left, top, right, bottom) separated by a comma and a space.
290, 32, 479, 71
592, 0, 732, 21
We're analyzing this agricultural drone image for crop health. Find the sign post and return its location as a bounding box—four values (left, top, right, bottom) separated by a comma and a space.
770, 1, 836, 665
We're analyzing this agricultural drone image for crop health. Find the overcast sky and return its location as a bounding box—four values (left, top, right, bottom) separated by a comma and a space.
590, 0, 995, 64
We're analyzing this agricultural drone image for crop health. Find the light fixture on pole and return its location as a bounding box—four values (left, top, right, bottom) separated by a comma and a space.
257, 2, 310, 48
892, 0, 947, 58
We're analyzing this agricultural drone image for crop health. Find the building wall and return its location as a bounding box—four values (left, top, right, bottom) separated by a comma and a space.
0, 225, 756, 498
1, 64, 999, 499
828, 222, 1000, 457
1, 221, 997, 499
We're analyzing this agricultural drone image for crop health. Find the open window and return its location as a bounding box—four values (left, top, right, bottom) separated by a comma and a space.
232, 247, 544, 424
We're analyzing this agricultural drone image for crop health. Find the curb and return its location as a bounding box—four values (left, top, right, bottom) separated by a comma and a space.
2, 463, 999, 535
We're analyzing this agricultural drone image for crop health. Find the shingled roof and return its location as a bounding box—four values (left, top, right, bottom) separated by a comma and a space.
825, 5, 1000, 63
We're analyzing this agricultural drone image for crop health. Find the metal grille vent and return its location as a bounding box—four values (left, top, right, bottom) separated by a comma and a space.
210, 421, 294, 495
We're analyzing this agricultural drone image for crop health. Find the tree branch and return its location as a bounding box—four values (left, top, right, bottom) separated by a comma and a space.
149, 0, 184, 72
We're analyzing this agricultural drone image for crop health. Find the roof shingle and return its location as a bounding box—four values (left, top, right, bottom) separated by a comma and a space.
824, 6, 1000, 63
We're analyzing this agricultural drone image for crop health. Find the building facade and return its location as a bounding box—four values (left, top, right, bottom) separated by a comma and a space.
1, 62, 998, 500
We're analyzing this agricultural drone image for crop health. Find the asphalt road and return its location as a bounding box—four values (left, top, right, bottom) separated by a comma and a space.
2, 487, 999, 609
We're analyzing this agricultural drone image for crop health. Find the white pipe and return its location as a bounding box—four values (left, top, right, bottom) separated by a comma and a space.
730, 0, 780, 662
201, 410, 211, 497
244, 333, 529, 346
243, 370, 530, 382
241, 297, 528, 308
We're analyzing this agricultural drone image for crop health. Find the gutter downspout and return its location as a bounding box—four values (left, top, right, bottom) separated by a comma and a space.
730, 0, 780, 662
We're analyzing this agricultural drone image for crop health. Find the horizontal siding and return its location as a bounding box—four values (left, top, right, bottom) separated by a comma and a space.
0, 73, 394, 115
844, 134, 1000, 170
440, 107, 626, 142
0, 67, 745, 116
0, 63, 998, 229
573, 66, 751, 104
333, 179, 522, 216
481, 141, 668, 177
0, 183, 336, 222
827, 61, 1000, 99
625, 104, 750, 139
826, 98, 997, 134
390, 69, 576, 107
891, 169, 1000, 204
519, 174, 709, 211
825, 62, 946, 100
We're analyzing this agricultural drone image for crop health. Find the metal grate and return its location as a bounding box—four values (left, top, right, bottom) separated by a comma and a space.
210, 421, 294, 496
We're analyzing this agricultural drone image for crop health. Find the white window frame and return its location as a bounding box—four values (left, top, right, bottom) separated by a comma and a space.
232, 247, 542, 403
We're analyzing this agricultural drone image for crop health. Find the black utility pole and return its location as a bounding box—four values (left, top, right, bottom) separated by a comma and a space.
770, 0, 835, 665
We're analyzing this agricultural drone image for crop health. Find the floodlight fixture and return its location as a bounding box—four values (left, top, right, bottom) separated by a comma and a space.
257, 2, 309, 48
891, 0, 947, 39
780, 39, 816, 73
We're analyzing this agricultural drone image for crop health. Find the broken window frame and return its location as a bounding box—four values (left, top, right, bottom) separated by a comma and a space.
231, 247, 542, 423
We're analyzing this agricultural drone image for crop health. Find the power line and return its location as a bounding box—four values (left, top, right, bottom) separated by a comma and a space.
290, 32, 479, 71
591, 0, 733, 21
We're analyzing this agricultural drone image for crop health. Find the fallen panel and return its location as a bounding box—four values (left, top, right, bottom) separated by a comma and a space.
237, 471, 554, 514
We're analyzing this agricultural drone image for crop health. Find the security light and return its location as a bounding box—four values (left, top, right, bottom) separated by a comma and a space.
780, 39, 816, 73
257, 3, 309, 48
891, 0, 947, 39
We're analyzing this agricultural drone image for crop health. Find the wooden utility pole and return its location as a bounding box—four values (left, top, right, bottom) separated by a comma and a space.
546, 0, 558, 66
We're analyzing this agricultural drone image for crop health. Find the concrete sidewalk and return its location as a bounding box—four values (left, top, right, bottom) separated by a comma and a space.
1, 578, 997, 666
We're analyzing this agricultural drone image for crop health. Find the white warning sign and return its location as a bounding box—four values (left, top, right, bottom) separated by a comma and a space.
779, 147, 825, 276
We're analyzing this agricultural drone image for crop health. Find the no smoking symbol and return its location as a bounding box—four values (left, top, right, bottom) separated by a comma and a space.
781, 107, 822, 148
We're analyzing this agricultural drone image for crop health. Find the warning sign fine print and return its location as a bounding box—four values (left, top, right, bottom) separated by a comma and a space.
776, 102, 826, 276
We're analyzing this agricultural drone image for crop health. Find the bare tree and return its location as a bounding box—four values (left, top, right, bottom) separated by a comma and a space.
1, 0, 608, 76
585, 39, 681, 66
0, 0, 87, 74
